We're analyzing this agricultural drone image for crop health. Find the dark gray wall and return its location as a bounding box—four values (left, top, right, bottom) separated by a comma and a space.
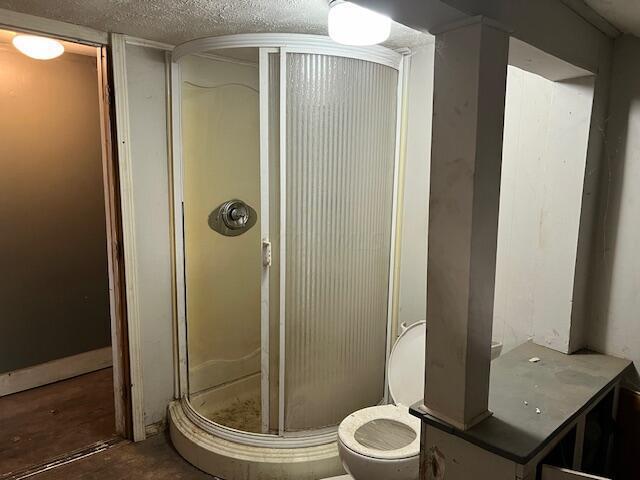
0, 44, 110, 373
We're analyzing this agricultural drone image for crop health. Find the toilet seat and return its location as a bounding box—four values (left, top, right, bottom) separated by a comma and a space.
338, 321, 426, 464
338, 405, 420, 460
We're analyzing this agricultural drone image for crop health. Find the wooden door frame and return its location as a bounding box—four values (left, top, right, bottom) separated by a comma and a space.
0, 8, 135, 440
97, 45, 133, 440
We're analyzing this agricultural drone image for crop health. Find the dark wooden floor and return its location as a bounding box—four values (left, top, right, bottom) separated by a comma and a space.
29, 433, 214, 480
0, 367, 117, 476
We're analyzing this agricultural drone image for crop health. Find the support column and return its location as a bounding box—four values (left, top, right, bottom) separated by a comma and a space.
424, 18, 509, 430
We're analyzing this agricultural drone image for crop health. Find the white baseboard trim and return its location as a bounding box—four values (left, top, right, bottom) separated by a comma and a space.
145, 419, 167, 437
0, 346, 113, 397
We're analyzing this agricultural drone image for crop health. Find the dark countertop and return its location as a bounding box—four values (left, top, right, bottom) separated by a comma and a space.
410, 341, 631, 464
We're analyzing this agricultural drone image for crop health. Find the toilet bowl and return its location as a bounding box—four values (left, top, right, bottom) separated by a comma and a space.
338, 404, 420, 480
337, 323, 504, 480
337, 321, 426, 480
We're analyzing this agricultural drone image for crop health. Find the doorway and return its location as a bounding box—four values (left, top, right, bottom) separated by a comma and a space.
0, 28, 129, 476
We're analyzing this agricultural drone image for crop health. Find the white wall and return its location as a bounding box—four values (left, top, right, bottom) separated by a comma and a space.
397, 43, 434, 328
494, 66, 595, 354
124, 44, 175, 427
355, 0, 610, 75
398, 52, 601, 358
357, 0, 614, 364
536, 75, 595, 353
588, 34, 640, 389
493, 67, 552, 353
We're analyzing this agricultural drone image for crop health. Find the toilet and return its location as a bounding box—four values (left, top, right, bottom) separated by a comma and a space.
337, 321, 504, 480
337, 321, 426, 480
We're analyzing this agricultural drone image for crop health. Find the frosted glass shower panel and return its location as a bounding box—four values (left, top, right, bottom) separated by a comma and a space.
283, 53, 399, 431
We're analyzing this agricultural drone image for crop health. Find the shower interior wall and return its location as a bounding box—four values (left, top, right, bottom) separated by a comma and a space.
180, 51, 264, 432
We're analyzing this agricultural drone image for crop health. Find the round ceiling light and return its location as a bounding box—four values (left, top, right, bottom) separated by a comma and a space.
328, 1, 391, 46
12, 34, 65, 60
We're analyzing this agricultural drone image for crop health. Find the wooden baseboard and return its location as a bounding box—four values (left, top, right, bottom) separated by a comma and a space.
0, 346, 113, 397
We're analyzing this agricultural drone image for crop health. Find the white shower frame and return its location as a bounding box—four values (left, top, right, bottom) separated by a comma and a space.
170, 33, 406, 448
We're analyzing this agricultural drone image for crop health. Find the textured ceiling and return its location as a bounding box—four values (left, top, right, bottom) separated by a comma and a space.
0, 0, 432, 48
3, 0, 640, 46
584, 0, 640, 37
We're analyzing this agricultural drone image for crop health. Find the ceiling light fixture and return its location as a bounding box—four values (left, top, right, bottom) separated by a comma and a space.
328, 0, 391, 46
12, 34, 64, 60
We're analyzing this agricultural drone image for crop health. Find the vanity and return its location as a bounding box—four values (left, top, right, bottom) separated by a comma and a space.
410, 342, 631, 480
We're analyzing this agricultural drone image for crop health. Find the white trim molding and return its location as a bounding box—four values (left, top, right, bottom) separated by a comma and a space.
258, 47, 272, 434
383, 55, 407, 403
169, 55, 189, 399
172, 33, 403, 70
278, 46, 288, 435
0, 7, 107, 45
0, 347, 113, 397
145, 419, 168, 437
111, 32, 146, 442
123, 35, 173, 51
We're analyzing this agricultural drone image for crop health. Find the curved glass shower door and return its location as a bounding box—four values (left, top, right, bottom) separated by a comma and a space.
175, 38, 400, 438
282, 53, 398, 431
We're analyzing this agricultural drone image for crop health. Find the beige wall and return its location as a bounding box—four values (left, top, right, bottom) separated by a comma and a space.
0, 44, 110, 373
181, 54, 261, 395
494, 66, 595, 355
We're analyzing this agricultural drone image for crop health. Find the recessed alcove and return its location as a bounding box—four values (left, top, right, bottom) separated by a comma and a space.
494, 38, 597, 356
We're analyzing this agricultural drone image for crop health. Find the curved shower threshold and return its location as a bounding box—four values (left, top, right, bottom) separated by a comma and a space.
168, 400, 345, 480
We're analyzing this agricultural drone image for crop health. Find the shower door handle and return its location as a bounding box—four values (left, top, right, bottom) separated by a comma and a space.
262, 239, 272, 267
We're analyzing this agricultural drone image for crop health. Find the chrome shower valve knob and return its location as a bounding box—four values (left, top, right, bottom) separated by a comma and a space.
208, 199, 257, 236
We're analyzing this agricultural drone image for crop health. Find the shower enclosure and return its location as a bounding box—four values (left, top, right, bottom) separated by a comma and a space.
170, 34, 404, 460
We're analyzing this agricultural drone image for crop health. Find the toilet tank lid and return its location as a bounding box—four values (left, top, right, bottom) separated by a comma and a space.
388, 321, 426, 407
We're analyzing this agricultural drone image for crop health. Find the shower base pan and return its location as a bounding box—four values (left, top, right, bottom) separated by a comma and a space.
169, 400, 344, 480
